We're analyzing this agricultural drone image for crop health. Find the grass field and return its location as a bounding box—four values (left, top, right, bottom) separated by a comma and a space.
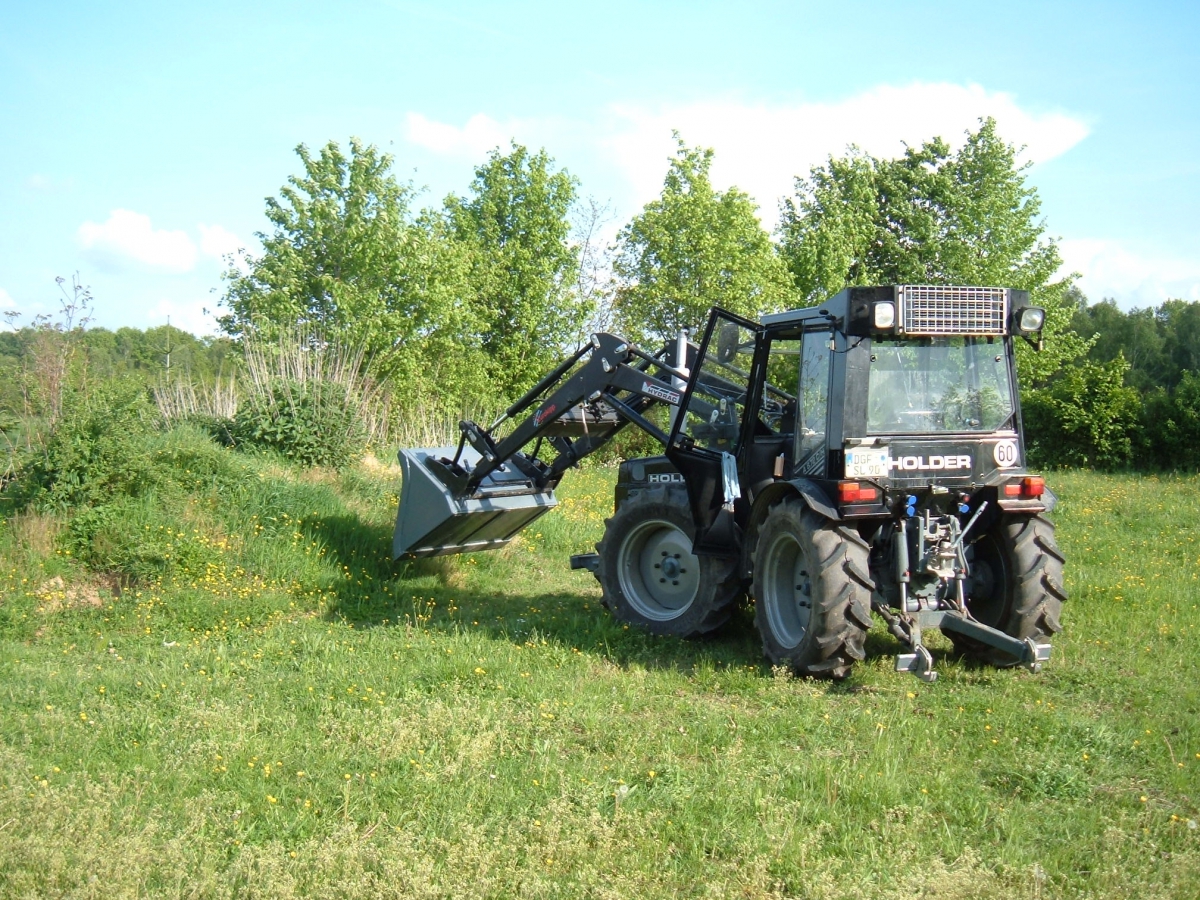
0, 441, 1197, 898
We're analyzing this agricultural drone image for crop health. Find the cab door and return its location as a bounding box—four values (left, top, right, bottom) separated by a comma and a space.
665, 309, 764, 556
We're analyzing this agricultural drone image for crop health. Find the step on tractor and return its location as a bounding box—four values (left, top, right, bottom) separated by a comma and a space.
393, 285, 1066, 682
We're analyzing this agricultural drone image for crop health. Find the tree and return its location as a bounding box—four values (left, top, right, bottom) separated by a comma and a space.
219, 138, 419, 361
778, 118, 1086, 385
1143, 370, 1200, 470
1021, 356, 1141, 468
388, 210, 492, 414
1157, 299, 1200, 389
612, 135, 794, 346
445, 143, 584, 399
1070, 297, 1167, 393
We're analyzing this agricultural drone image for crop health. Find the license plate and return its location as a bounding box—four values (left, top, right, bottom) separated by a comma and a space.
844, 447, 889, 479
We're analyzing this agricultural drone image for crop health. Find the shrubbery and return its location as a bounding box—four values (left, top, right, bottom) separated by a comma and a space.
1139, 371, 1200, 471
15, 380, 157, 512
230, 377, 367, 468
1022, 357, 1142, 469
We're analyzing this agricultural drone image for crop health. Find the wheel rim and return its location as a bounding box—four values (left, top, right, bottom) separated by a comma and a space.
616, 518, 700, 621
760, 529, 811, 649
966, 534, 1009, 626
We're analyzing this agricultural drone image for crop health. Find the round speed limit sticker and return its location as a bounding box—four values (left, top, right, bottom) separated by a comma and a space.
993, 439, 1019, 468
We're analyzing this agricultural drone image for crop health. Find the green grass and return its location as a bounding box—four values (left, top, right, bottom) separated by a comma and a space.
0, 438, 1197, 898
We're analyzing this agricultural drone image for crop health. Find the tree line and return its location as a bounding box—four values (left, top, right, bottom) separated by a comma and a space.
4, 120, 1197, 470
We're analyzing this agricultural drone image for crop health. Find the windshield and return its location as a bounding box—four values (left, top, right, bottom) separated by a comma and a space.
867, 337, 1015, 434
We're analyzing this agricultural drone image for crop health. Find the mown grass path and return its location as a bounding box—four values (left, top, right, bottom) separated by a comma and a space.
0, 461, 1197, 898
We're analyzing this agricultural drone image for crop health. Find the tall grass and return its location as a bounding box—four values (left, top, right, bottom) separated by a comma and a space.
152, 331, 510, 454
154, 375, 239, 423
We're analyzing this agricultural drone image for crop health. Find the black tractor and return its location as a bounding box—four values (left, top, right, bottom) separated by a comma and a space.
394, 285, 1066, 682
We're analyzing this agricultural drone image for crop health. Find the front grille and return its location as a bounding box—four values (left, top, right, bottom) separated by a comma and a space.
899, 285, 1008, 335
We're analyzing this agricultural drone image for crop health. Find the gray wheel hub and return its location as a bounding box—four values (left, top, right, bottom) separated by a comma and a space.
616, 518, 700, 621
761, 531, 812, 649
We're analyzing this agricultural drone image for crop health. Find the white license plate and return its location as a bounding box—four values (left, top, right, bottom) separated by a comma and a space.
844, 447, 889, 479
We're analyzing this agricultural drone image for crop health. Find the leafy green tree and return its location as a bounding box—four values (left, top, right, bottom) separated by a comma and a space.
389, 210, 492, 414
779, 118, 1085, 385
445, 143, 584, 398
1157, 299, 1200, 388
1022, 355, 1141, 468
1142, 371, 1200, 470
218, 139, 418, 361
612, 135, 794, 346
1070, 297, 1167, 393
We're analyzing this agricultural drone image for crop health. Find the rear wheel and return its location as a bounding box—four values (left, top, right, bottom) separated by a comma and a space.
950, 514, 1066, 666
751, 498, 874, 679
597, 489, 741, 638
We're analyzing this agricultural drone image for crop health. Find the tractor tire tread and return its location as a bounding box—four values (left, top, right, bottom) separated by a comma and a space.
752, 499, 874, 680
952, 513, 1066, 667
596, 488, 741, 638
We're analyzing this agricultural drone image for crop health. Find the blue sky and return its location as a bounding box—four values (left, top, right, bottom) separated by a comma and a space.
2, 0, 1198, 335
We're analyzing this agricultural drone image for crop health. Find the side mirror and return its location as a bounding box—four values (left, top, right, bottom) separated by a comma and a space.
716, 323, 741, 363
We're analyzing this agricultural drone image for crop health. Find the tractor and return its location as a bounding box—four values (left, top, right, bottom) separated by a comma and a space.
393, 285, 1066, 681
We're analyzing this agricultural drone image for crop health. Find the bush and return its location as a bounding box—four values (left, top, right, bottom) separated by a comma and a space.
55, 425, 255, 580
11, 380, 158, 512
1022, 357, 1141, 469
1140, 371, 1200, 470
230, 378, 367, 468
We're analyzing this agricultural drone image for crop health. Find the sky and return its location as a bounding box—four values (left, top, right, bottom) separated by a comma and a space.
1, 0, 1198, 336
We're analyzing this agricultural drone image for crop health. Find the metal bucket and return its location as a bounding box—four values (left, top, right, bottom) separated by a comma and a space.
392, 445, 557, 559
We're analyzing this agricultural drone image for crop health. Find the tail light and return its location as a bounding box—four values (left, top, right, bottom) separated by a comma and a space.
838, 481, 879, 503
1003, 476, 1045, 499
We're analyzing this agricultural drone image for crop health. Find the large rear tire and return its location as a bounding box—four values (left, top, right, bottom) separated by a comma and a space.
596, 489, 741, 638
751, 498, 874, 679
950, 514, 1066, 667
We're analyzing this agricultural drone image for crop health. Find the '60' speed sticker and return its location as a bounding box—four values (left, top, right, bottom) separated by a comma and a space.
993, 439, 1019, 468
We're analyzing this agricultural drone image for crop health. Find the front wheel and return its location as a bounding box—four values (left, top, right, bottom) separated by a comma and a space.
596, 489, 742, 638
751, 499, 874, 679
950, 514, 1066, 666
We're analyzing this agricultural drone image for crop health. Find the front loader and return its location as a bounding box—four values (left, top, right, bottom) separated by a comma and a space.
394, 285, 1066, 681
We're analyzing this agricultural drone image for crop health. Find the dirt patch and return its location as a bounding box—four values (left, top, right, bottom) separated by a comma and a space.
300, 467, 340, 486
35, 574, 121, 613
360, 453, 401, 475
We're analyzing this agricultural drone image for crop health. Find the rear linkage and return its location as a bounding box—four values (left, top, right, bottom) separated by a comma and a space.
870, 490, 1050, 683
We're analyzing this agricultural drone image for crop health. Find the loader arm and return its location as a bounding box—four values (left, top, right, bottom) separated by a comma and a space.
393, 332, 699, 559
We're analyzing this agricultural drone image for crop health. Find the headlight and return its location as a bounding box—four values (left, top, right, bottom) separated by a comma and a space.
873, 301, 895, 330
1017, 307, 1045, 333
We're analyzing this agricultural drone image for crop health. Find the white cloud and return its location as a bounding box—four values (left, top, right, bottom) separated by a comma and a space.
79, 209, 197, 273
0, 288, 14, 309
603, 82, 1091, 218
1059, 238, 1200, 308
404, 111, 511, 158
198, 223, 243, 259
147, 298, 218, 337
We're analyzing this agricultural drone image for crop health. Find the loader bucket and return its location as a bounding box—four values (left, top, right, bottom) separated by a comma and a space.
393, 445, 557, 559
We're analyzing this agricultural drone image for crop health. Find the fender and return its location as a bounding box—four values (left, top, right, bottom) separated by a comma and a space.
740, 478, 840, 579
